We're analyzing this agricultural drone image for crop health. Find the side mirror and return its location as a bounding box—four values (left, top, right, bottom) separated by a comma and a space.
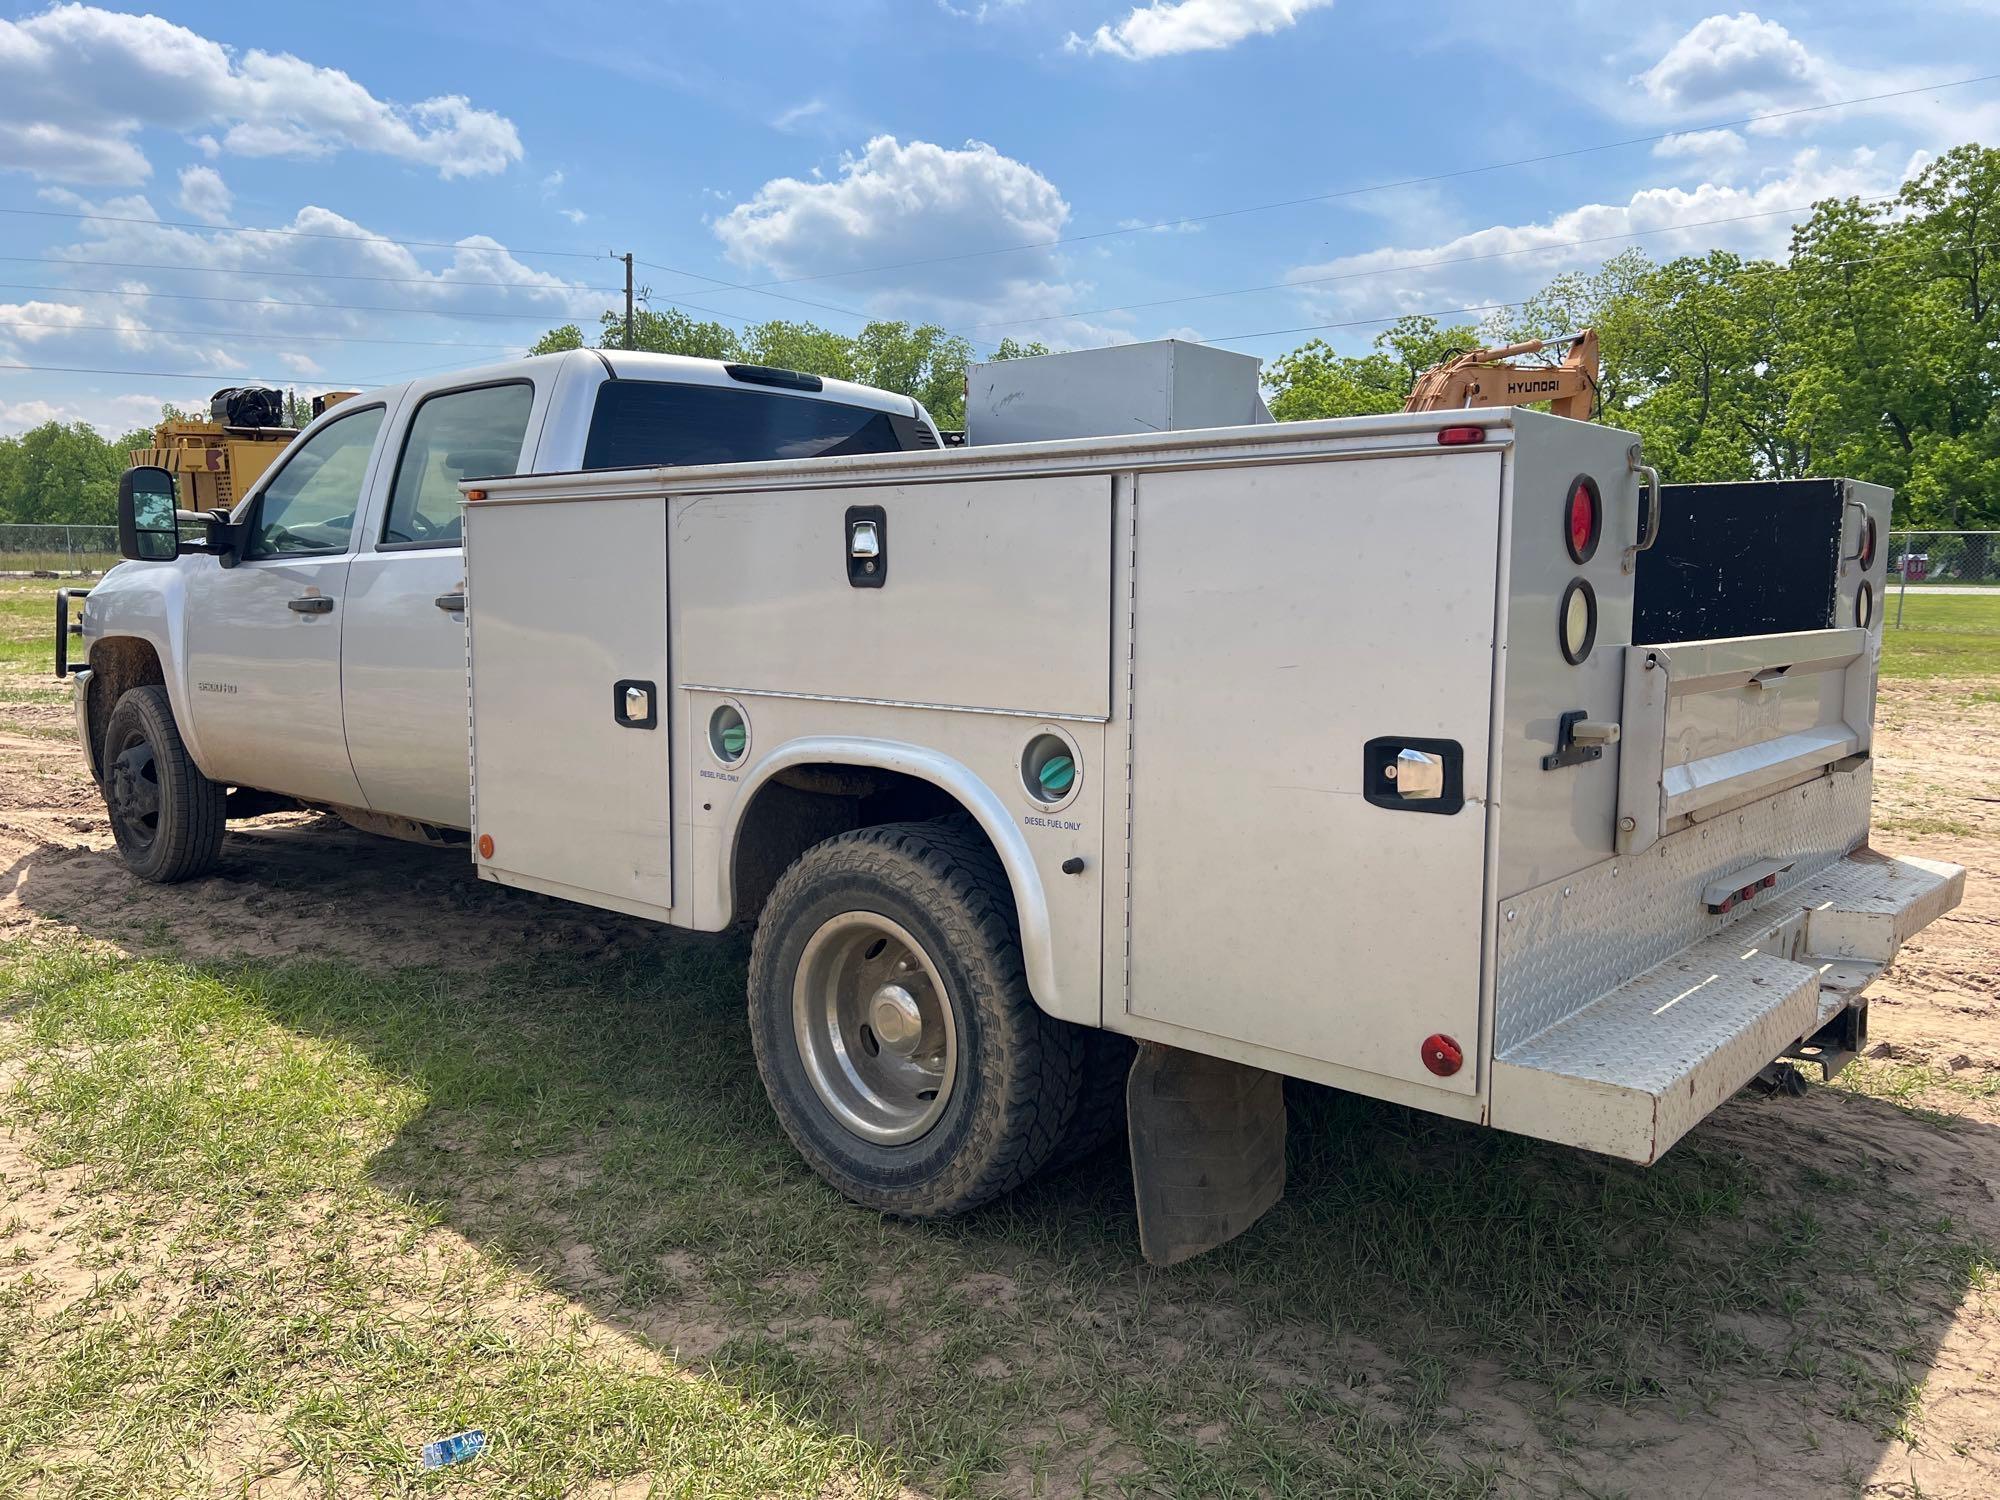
118, 466, 180, 561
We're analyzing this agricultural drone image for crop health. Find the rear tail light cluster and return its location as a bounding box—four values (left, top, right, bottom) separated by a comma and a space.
1858, 514, 1878, 570
1555, 476, 1603, 665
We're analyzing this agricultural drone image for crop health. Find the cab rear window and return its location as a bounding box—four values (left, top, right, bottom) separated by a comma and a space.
582, 379, 920, 470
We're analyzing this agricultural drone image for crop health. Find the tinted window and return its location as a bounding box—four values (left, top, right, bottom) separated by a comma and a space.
384, 382, 534, 546
583, 380, 912, 470
248, 405, 385, 557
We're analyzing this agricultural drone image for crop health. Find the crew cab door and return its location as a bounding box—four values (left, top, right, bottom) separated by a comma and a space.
182, 401, 391, 806
342, 380, 544, 829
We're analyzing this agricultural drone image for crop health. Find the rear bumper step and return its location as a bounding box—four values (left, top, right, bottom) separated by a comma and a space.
1491, 850, 1965, 1164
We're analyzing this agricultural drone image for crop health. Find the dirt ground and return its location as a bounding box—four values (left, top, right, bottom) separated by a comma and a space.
2, 678, 1997, 1497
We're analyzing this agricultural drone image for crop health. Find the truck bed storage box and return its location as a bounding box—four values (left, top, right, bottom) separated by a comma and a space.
459, 411, 1957, 1185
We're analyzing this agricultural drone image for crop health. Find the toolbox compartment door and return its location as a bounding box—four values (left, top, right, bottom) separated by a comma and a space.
1123, 452, 1501, 1095
1616, 627, 1871, 855
467, 495, 672, 917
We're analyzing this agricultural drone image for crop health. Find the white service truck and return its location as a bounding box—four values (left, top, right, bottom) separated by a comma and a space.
70, 346, 1963, 1264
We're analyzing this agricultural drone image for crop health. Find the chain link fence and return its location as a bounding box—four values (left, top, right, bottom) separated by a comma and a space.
1887, 531, 2000, 628
0, 524, 120, 576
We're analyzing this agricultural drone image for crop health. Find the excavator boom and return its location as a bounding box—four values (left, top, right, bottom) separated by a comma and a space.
1405, 328, 1599, 421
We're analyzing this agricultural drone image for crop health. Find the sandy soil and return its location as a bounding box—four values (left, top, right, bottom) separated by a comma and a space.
1, 675, 1996, 1497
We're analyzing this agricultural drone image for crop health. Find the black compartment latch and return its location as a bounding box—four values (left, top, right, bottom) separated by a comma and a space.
1542, 710, 1620, 771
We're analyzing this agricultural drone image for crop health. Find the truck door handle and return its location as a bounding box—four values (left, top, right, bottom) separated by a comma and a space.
434, 592, 466, 613
287, 596, 334, 614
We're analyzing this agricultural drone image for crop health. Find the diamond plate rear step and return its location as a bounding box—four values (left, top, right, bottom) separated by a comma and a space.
1491, 850, 1964, 1165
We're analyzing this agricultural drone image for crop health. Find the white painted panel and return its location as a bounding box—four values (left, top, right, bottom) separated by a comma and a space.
674, 476, 1111, 720
1125, 455, 1500, 1094
467, 496, 671, 913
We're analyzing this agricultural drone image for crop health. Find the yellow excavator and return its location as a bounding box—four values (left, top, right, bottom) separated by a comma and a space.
1405, 328, 1599, 420
128, 386, 357, 512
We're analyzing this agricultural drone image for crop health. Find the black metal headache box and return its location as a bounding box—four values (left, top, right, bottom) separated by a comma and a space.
1634, 478, 1846, 643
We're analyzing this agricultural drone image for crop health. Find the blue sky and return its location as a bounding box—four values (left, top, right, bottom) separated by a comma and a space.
2, 0, 1998, 435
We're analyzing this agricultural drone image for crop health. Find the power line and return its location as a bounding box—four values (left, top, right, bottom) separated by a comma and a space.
0, 278, 742, 327
1198, 301, 1529, 347
0, 315, 518, 350
0, 206, 606, 261
0, 359, 395, 384
633, 255, 998, 347
0, 252, 621, 294
707, 71, 2000, 291
965, 198, 1894, 331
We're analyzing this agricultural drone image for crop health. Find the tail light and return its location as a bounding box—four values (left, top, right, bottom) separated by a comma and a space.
1858, 515, 1878, 570
1437, 426, 1486, 446
1565, 476, 1601, 564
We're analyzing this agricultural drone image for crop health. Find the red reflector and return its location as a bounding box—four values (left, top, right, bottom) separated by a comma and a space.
1437, 426, 1486, 447
1421, 1033, 1463, 1077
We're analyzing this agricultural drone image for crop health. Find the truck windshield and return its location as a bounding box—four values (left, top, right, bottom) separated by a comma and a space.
582, 379, 923, 470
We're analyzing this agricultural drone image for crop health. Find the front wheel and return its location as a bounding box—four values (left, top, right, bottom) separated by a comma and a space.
101, 685, 226, 883
748, 820, 1083, 1218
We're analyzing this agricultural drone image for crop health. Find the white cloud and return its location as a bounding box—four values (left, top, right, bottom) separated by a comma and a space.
177, 164, 232, 224
0, 390, 170, 437
278, 352, 322, 375
0, 4, 523, 185
772, 98, 826, 132
1069, 0, 1332, 60
1653, 128, 1749, 161
714, 136, 1078, 325
1635, 12, 1824, 112
2, 189, 604, 388
1284, 148, 1905, 322
559, 207, 588, 224
0, 299, 92, 344
938, 0, 1025, 19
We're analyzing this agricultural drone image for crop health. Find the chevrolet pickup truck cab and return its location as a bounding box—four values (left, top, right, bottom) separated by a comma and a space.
68, 350, 941, 879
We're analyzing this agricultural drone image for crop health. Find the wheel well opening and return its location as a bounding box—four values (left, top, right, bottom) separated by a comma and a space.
730, 763, 989, 926
85, 637, 164, 781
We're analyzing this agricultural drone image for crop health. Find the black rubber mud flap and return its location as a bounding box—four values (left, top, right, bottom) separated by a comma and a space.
1126, 1042, 1286, 1267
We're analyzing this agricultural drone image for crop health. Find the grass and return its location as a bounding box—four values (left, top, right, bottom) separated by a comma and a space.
0, 566, 1994, 1493
1879, 591, 2000, 680
3, 934, 1994, 1496
0, 578, 85, 739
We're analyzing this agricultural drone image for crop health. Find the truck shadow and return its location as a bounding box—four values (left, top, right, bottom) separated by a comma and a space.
7, 827, 1996, 1496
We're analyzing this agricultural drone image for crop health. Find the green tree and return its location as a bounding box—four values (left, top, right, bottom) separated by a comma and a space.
1262, 315, 1480, 421
0, 420, 129, 524
529, 324, 586, 355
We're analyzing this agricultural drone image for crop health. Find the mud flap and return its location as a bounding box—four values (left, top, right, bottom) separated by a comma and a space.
1126, 1042, 1286, 1266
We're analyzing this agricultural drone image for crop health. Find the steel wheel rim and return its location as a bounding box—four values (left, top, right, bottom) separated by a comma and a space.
793, 911, 958, 1145
107, 726, 161, 852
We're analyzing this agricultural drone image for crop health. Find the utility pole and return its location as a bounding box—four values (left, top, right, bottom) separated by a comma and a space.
622, 252, 636, 350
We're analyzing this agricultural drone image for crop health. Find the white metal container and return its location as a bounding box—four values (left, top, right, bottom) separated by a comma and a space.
964, 339, 1271, 445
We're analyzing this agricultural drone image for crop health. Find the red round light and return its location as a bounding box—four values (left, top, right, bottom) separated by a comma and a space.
1565, 476, 1601, 564
1858, 515, 1877, 570
477, 834, 494, 859
1421, 1033, 1463, 1077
